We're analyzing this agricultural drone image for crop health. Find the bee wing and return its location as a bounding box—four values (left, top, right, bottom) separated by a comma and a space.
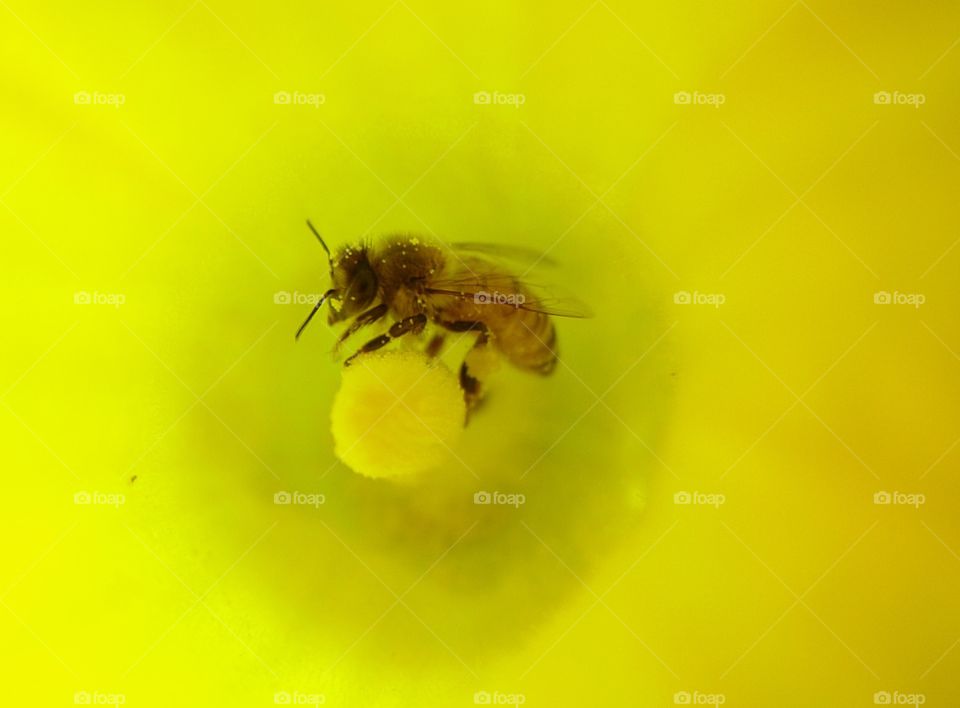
449, 242, 558, 268
425, 271, 593, 319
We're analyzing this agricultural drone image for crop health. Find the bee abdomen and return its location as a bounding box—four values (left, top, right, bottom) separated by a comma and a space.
494, 310, 557, 375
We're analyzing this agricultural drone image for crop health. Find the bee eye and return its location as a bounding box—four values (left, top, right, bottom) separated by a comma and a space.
351, 266, 377, 303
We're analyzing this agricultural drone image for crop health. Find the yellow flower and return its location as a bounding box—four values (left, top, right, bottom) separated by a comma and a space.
2, 1, 959, 706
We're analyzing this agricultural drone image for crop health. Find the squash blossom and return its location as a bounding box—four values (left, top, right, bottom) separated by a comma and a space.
2, 1, 959, 707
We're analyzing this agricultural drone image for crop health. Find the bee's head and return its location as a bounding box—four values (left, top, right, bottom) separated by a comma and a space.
296, 222, 380, 340
327, 244, 378, 324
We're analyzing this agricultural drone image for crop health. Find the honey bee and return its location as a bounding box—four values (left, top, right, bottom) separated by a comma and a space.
296, 221, 590, 408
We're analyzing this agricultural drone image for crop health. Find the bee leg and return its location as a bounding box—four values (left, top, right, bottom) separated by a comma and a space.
335, 303, 388, 351
442, 321, 493, 418
343, 313, 427, 366
424, 334, 445, 358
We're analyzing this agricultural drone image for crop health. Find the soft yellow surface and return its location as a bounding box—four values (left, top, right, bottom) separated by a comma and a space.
330, 351, 464, 479
2, 1, 960, 706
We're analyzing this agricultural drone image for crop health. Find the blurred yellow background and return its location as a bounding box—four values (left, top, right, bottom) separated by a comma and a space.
2, 0, 959, 705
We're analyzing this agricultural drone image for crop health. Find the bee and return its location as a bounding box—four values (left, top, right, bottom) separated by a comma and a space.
296, 221, 590, 409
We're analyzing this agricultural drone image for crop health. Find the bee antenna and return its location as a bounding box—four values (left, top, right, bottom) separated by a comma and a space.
295, 288, 337, 340
306, 220, 334, 278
